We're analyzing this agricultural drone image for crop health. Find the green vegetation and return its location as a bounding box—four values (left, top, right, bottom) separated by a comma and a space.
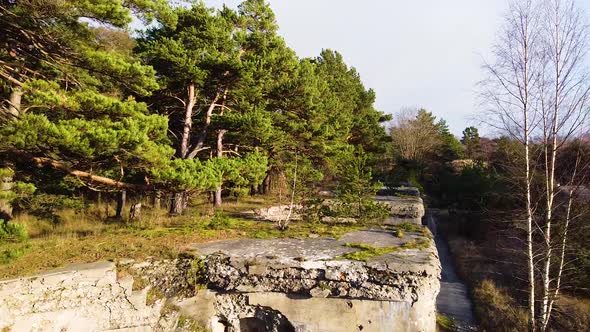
0, 219, 30, 264
339, 238, 430, 262
0, 0, 391, 279
146, 287, 165, 306
340, 243, 400, 261
1, 1, 586, 330
472, 280, 528, 332
384, 223, 431, 239
436, 314, 456, 332
177, 315, 210, 332
187, 257, 207, 290
0, 197, 372, 278
0, 0, 390, 218
0, 219, 27, 242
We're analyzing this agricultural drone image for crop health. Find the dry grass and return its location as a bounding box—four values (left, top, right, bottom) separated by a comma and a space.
439, 212, 590, 331
472, 279, 528, 332
552, 296, 590, 332
0, 196, 368, 279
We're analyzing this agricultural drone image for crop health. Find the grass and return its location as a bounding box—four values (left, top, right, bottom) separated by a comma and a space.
146, 287, 165, 305
472, 279, 528, 331
436, 313, 455, 331
387, 222, 432, 238
177, 315, 210, 332
0, 196, 369, 279
0, 197, 435, 279
340, 243, 400, 261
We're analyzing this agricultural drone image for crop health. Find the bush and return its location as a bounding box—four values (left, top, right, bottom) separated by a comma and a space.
26, 194, 85, 222
205, 211, 232, 230
473, 279, 528, 332
552, 296, 590, 332
0, 244, 30, 264
0, 219, 28, 243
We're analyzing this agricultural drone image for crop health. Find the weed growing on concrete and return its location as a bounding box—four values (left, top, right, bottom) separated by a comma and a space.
187, 257, 207, 289
436, 313, 456, 331
177, 315, 210, 332
146, 287, 165, 306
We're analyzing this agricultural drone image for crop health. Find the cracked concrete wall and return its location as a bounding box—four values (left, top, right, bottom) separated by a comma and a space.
179, 290, 437, 332
192, 229, 441, 332
0, 261, 169, 332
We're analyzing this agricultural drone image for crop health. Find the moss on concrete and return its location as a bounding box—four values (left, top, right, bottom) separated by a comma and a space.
436, 313, 456, 331
339, 238, 431, 262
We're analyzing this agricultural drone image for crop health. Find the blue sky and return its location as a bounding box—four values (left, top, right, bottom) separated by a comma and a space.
202, 0, 590, 136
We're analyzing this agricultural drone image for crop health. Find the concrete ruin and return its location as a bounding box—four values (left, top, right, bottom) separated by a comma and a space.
0, 261, 173, 331
252, 187, 425, 225
186, 229, 440, 332
376, 196, 425, 225
0, 187, 439, 332
0, 227, 440, 332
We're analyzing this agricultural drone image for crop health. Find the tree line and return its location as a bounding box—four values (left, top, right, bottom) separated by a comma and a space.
0, 0, 390, 217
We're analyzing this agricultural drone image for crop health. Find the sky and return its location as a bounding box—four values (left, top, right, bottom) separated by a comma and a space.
202, 0, 590, 136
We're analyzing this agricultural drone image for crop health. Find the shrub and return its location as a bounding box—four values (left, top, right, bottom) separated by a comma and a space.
205, 211, 232, 230
0, 219, 28, 243
436, 314, 455, 331
552, 296, 590, 332
473, 279, 528, 332
0, 245, 29, 264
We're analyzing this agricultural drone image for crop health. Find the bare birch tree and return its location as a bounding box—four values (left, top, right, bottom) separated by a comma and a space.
537, 1, 590, 329
482, 0, 590, 330
481, 1, 542, 329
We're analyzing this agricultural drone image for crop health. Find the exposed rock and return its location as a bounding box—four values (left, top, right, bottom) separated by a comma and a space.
186, 227, 440, 332
0, 262, 170, 331
0, 187, 438, 332
252, 187, 425, 225
190, 229, 439, 303
376, 196, 425, 224
253, 205, 303, 222
127, 254, 196, 299
309, 287, 331, 298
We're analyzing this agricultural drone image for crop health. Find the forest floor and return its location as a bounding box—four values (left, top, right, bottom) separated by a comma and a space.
0, 196, 371, 279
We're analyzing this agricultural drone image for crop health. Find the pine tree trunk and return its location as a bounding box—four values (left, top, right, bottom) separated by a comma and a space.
214, 129, 226, 208
182, 191, 188, 210
0, 170, 14, 220
180, 83, 196, 158
189, 92, 221, 159
152, 191, 161, 210
263, 173, 270, 195
129, 203, 141, 222
170, 192, 185, 215
212, 89, 228, 208
7, 85, 22, 117
115, 190, 126, 219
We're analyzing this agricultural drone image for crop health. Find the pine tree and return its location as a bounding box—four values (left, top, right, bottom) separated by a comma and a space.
0, 0, 178, 197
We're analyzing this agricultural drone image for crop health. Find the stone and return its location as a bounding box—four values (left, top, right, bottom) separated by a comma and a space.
0, 262, 164, 332
117, 258, 135, 266
187, 227, 440, 332
309, 287, 331, 298
375, 195, 425, 224
0, 187, 438, 332
252, 205, 303, 222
